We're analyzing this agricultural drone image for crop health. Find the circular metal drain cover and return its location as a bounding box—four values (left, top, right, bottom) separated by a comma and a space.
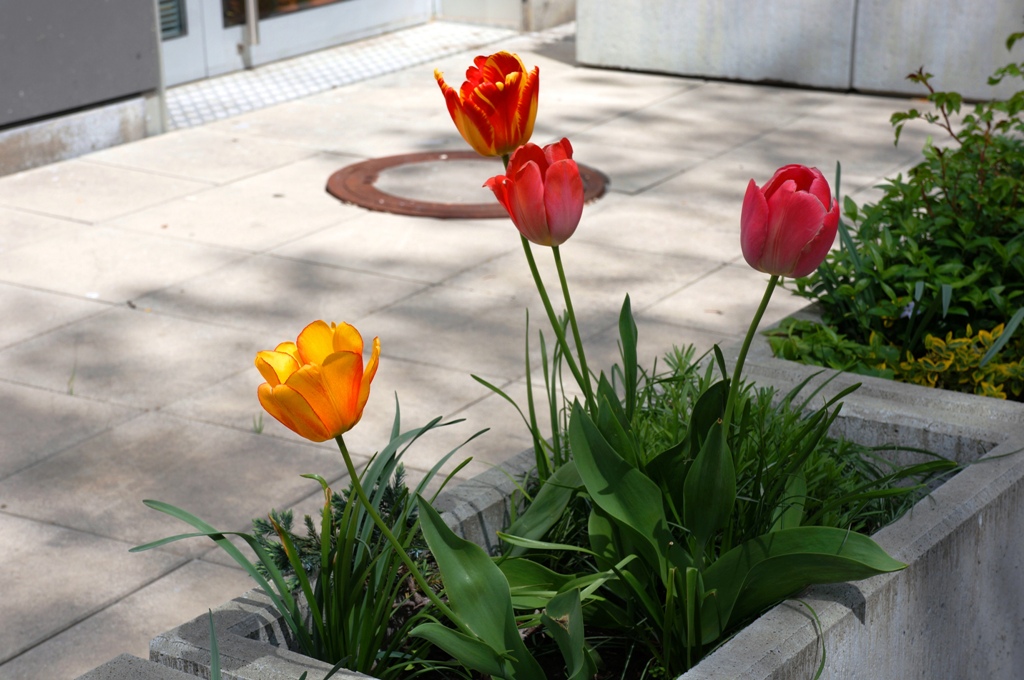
326, 150, 608, 219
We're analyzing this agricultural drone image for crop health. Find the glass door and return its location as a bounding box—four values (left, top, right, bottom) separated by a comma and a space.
160, 0, 433, 87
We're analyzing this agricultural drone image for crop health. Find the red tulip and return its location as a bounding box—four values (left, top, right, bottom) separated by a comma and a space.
484, 138, 584, 247
741, 164, 839, 278
435, 51, 539, 157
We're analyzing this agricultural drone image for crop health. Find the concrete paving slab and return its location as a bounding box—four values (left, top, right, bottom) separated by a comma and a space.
0, 308, 261, 410
0, 283, 110, 352
564, 135, 701, 195
133, 252, 428, 337
361, 283, 530, 377
0, 514, 184, 665
640, 263, 812, 337
0, 160, 210, 224
108, 154, 366, 252
205, 92, 465, 158
570, 192, 745, 264
6, 561, 252, 680
0, 412, 363, 558
85, 128, 318, 185
573, 81, 838, 160
269, 211, 517, 285
0, 380, 142, 480
0, 206, 86, 253
0, 225, 244, 304
443, 240, 717, 326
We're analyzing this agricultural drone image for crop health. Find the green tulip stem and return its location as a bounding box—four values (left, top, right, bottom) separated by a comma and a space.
553, 245, 596, 414
501, 153, 594, 414
722, 274, 779, 435
334, 435, 464, 634
519, 236, 591, 411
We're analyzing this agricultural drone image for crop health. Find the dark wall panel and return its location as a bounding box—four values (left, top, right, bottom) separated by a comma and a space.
0, 0, 160, 127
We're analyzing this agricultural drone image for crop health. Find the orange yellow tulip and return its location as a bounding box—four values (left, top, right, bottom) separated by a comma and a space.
255, 321, 380, 442
435, 51, 539, 157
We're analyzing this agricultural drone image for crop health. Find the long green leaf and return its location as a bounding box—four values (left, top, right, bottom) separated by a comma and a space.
980, 306, 1024, 366
502, 461, 582, 557
415, 497, 545, 680
682, 421, 735, 558
700, 527, 905, 643
687, 379, 729, 456
619, 295, 639, 421
409, 623, 508, 678
131, 501, 314, 654
541, 590, 596, 680
568, 402, 675, 576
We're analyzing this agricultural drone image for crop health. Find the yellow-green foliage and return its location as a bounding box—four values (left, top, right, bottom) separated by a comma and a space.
896, 325, 1024, 399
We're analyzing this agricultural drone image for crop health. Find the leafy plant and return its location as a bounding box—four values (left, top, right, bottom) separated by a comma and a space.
787, 33, 1024, 399
134, 405, 475, 679
490, 298, 943, 677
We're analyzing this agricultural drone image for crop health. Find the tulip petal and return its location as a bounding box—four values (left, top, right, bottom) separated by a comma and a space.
543, 138, 573, 165
255, 350, 300, 386
484, 173, 515, 216
808, 173, 833, 212
543, 159, 584, 246
761, 164, 811, 198
514, 68, 539, 147
762, 181, 830, 277
321, 350, 363, 432
458, 96, 499, 156
507, 143, 547, 177
790, 200, 839, 278
258, 383, 332, 442
296, 320, 335, 365
358, 337, 381, 415
740, 179, 769, 270
506, 161, 551, 245
283, 364, 346, 438
331, 322, 363, 354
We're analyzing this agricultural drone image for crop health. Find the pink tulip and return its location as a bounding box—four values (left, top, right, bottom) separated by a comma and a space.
740, 164, 839, 278
484, 138, 584, 247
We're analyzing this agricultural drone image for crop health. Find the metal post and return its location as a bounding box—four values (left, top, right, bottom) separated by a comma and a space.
148, 0, 169, 134
242, 0, 260, 68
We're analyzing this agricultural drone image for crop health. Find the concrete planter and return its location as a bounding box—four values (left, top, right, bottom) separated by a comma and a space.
680, 314, 1024, 678
577, 0, 1021, 99
149, 328, 1024, 679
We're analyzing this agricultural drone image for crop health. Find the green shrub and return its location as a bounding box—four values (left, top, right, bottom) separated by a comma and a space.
785, 33, 1024, 399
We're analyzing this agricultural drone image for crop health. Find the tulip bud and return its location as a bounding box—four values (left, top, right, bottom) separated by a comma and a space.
484, 138, 585, 247
740, 164, 839, 278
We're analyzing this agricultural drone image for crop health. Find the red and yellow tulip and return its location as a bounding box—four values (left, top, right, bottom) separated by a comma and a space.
255, 321, 380, 442
435, 51, 539, 157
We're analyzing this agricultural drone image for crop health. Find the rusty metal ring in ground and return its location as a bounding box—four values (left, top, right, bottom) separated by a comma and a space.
325, 150, 609, 219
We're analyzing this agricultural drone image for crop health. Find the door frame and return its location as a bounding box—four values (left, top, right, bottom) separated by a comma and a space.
160, 0, 433, 87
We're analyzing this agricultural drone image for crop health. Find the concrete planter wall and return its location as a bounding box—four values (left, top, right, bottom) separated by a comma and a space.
148, 331, 1024, 679
577, 0, 1023, 99
680, 321, 1024, 678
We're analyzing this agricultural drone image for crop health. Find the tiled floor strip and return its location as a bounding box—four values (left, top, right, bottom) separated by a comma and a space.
165, 21, 518, 130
